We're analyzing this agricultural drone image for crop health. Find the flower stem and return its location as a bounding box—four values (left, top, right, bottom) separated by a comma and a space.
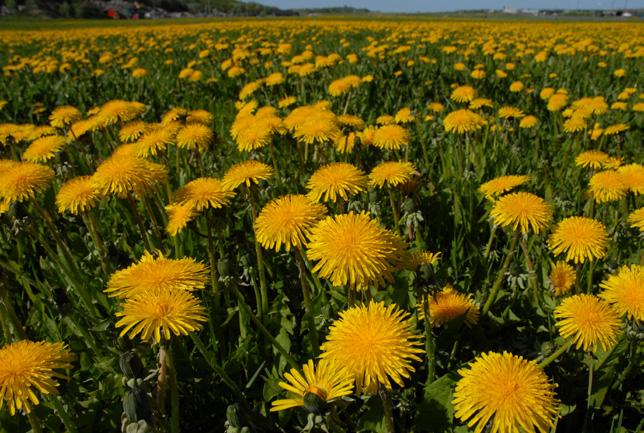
27, 410, 42, 433
296, 248, 319, 356
378, 385, 395, 433
587, 260, 595, 294
388, 188, 400, 230
190, 333, 245, 401
166, 346, 180, 433
157, 344, 169, 423
519, 237, 539, 305
247, 186, 268, 322
126, 192, 153, 252
422, 293, 436, 384
538, 339, 573, 369
482, 230, 519, 316
483, 225, 496, 259
233, 286, 298, 369
205, 211, 221, 304
83, 210, 111, 276
48, 396, 77, 433
0, 281, 27, 340
32, 201, 100, 319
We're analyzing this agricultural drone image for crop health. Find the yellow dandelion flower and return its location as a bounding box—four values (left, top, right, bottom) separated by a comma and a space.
335, 132, 357, 153
92, 155, 166, 198
176, 123, 213, 151
490, 192, 552, 234
548, 217, 608, 264
498, 106, 525, 119
428, 102, 444, 113
165, 202, 197, 236
450, 85, 476, 103
336, 115, 365, 130
292, 112, 341, 145
105, 252, 208, 298
278, 96, 296, 109
97, 100, 145, 126
306, 212, 404, 289
603, 123, 629, 136
136, 127, 175, 157
56, 176, 101, 215
563, 116, 586, 133
418, 285, 479, 327
372, 124, 409, 150
550, 261, 576, 296
186, 109, 214, 125
119, 121, 148, 143
320, 301, 423, 393
115, 289, 207, 342
270, 359, 354, 413
221, 160, 273, 191
161, 107, 188, 125
306, 162, 367, 203
575, 150, 609, 169
617, 164, 644, 195
627, 207, 644, 231
599, 265, 643, 321
547, 93, 568, 111
49, 105, 82, 128
376, 114, 394, 125
453, 351, 559, 433
469, 98, 493, 110
0, 340, 74, 415
479, 175, 530, 200
402, 250, 442, 270
555, 294, 621, 352
254, 194, 326, 252
509, 81, 524, 92
394, 108, 414, 124
173, 177, 235, 211
234, 117, 275, 152
0, 162, 54, 204
369, 161, 416, 188
588, 170, 627, 203
443, 109, 486, 134
22, 135, 67, 163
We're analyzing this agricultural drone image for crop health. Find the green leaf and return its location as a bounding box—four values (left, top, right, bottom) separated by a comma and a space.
357, 395, 387, 433
414, 374, 457, 432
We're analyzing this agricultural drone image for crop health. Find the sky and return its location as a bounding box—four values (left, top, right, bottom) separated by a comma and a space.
257, 0, 644, 13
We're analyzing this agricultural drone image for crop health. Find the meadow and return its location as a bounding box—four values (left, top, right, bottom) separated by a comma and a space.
0, 17, 642, 433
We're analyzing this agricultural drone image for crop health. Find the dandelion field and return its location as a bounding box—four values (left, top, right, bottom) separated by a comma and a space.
0, 18, 642, 433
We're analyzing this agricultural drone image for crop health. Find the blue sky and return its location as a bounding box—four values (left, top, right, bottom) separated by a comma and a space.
257, 0, 644, 12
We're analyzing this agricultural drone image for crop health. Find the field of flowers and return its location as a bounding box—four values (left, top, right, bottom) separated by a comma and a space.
0, 17, 642, 433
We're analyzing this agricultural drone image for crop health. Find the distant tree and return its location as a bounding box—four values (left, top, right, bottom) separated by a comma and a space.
58, 1, 71, 17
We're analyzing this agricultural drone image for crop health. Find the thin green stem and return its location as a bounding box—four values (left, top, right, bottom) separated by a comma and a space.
27, 410, 42, 433
126, 192, 153, 252
483, 225, 496, 259
296, 248, 319, 356
587, 260, 595, 294
378, 385, 395, 433
157, 344, 169, 424
32, 202, 100, 319
423, 293, 435, 384
83, 211, 111, 276
205, 211, 221, 304
538, 339, 573, 369
482, 230, 519, 316
247, 186, 268, 322
388, 188, 400, 230
190, 333, 245, 401
519, 237, 539, 305
233, 286, 298, 369
48, 396, 77, 433
0, 282, 27, 340
167, 346, 180, 433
